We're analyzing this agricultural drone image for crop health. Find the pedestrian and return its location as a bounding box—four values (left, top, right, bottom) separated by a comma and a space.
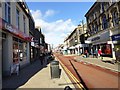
40, 52, 44, 65
98, 49, 103, 59
84, 50, 88, 58
115, 48, 120, 63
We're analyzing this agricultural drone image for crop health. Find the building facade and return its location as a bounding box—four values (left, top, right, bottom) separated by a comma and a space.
0, 1, 32, 76
29, 12, 35, 63
85, 1, 120, 59
64, 24, 88, 55
0, 1, 2, 88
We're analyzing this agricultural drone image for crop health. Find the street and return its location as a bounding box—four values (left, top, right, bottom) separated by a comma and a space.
54, 53, 120, 89
1, 1, 120, 90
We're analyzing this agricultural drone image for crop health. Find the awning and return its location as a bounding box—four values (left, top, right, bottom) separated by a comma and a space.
69, 46, 75, 49
75, 44, 89, 48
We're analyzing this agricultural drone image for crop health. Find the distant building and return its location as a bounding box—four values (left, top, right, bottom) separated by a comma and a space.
64, 24, 88, 55
85, 1, 120, 59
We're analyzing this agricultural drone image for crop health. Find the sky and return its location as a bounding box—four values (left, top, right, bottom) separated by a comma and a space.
26, 2, 94, 47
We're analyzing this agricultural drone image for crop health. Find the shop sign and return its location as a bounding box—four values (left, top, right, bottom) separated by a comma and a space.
31, 42, 35, 46
1, 18, 32, 42
112, 34, 120, 41
91, 36, 100, 41
5, 23, 19, 35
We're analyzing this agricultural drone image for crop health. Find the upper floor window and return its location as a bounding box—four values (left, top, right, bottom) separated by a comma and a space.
23, 15, 26, 33
112, 10, 119, 26
101, 2, 105, 13
16, 8, 20, 29
102, 15, 108, 30
5, 2, 11, 24
95, 22, 98, 32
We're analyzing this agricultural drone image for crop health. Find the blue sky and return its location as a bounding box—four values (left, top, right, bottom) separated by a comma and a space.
26, 2, 94, 47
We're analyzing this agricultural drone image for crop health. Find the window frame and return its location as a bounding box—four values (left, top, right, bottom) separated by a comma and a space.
16, 8, 20, 29
5, 2, 11, 24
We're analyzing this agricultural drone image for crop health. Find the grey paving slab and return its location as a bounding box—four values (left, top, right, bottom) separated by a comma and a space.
18, 61, 75, 89
74, 55, 120, 72
3, 59, 75, 89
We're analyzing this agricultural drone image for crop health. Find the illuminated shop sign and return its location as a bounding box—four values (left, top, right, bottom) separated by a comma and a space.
112, 34, 120, 41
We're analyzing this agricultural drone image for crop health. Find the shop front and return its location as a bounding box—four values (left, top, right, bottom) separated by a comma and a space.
30, 37, 36, 62
111, 34, 120, 48
111, 34, 120, 59
87, 30, 113, 58
1, 18, 32, 76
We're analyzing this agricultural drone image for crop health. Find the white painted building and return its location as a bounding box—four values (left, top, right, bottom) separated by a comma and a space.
0, 1, 32, 77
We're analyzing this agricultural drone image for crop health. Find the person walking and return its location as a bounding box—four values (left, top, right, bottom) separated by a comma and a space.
115, 48, 120, 63
40, 52, 44, 65
84, 50, 88, 58
98, 49, 103, 59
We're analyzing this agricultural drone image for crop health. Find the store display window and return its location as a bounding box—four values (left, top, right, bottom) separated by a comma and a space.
23, 42, 27, 57
13, 37, 27, 63
13, 41, 19, 64
101, 44, 112, 55
19, 40, 23, 61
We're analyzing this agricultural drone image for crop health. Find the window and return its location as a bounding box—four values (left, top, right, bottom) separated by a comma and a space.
16, 8, 20, 29
23, 43, 27, 57
19, 40, 23, 61
102, 15, 108, 30
40, 38, 42, 44
95, 22, 98, 32
23, 15, 26, 33
112, 11, 119, 26
92, 24, 94, 34
5, 2, 11, 24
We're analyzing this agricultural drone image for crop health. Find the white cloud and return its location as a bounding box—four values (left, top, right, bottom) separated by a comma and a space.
44, 9, 55, 18
30, 10, 76, 47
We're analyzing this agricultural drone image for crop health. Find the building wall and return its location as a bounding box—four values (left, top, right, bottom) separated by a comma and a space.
1, 2, 31, 76
0, 32, 1, 89
85, 2, 120, 58
2, 33, 13, 75
0, 1, 2, 89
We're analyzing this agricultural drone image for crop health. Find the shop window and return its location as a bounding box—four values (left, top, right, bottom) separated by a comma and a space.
13, 41, 19, 63
101, 44, 112, 56
23, 43, 27, 57
31, 47, 33, 59
19, 40, 23, 61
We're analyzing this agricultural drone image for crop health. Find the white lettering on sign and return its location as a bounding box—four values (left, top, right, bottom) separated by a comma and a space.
115, 36, 120, 39
5, 23, 18, 34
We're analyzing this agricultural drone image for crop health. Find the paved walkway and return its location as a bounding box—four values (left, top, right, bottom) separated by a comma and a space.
2, 59, 75, 89
74, 55, 120, 72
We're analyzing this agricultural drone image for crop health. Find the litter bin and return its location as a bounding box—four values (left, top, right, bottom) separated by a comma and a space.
50, 60, 60, 79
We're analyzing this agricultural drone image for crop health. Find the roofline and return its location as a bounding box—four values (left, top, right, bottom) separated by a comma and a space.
85, 2, 98, 17
64, 28, 77, 42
